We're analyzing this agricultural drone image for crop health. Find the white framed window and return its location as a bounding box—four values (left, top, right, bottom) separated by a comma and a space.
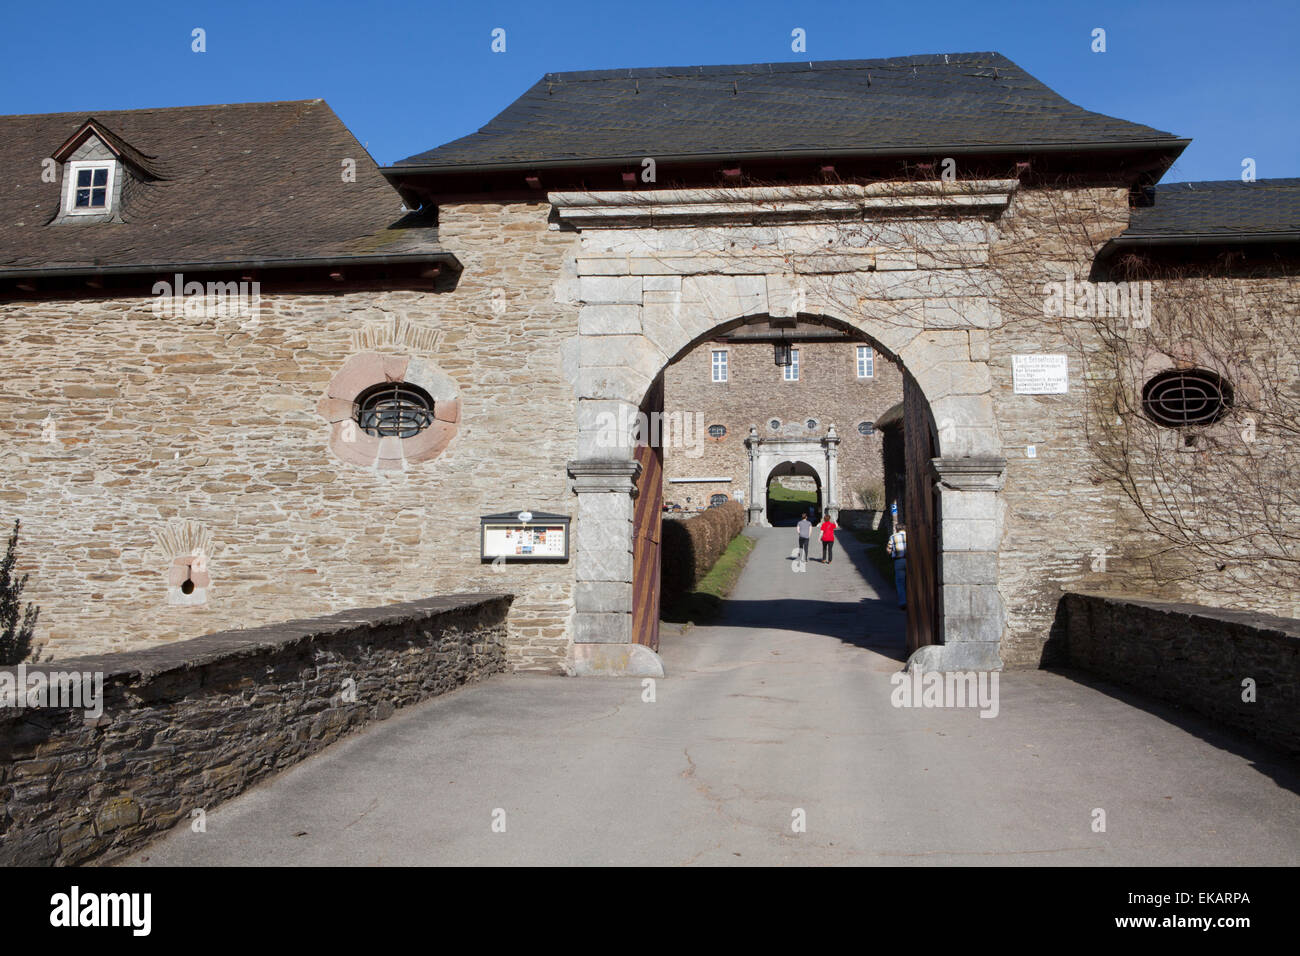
783, 348, 799, 381
63, 160, 115, 215
711, 349, 728, 382
857, 345, 874, 379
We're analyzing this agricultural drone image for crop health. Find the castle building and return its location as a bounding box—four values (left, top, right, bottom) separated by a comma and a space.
2, 54, 1297, 675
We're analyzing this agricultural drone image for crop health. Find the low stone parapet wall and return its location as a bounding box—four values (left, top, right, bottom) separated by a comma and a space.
1061, 591, 1299, 757
0, 592, 512, 865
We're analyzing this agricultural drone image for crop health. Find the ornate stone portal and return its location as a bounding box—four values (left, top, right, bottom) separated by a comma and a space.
744, 424, 841, 526
557, 181, 1016, 675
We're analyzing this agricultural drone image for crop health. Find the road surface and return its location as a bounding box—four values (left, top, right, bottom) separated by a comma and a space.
126, 526, 1300, 866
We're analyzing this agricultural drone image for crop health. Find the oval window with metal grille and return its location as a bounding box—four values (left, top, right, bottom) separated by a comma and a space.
355, 381, 436, 438
708, 424, 727, 439
1141, 369, 1233, 427
858, 421, 875, 435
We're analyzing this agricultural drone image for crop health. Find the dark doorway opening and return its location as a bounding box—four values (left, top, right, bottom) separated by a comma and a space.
765, 461, 822, 526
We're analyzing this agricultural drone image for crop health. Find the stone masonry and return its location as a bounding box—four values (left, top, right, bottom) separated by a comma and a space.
557, 182, 1017, 672
0, 202, 581, 672
5, 180, 1294, 675
0, 592, 511, 866
1063, 591, 1300, 757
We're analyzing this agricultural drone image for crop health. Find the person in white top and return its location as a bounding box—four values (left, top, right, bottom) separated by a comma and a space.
886, 524, 907, 608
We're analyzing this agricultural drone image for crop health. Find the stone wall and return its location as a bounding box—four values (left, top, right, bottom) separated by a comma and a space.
987, 185, 1139, 666
1061, 591, 1300, 757
0, 201, 581, 671
0, 592, 510, 866
988, 189, 1300, 664
6, 181, 1295, 674
662, 339, 900, 509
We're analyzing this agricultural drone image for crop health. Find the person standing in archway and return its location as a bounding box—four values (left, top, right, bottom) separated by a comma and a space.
887, 523, 907, 608
796, 514, 812, 565
819, 513, 837, 564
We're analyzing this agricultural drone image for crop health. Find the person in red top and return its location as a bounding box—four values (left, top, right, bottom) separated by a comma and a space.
819, 513, 837, 564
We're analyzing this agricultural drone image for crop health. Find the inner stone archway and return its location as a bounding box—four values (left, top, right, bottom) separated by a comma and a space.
559, 182, 1012, 677
750, 438, 835, 527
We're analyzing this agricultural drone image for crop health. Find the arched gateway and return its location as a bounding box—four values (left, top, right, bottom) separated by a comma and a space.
560, 182, 1011, 677
760, 458, 825, 527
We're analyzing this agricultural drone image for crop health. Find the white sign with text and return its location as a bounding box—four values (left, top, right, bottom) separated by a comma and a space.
1012, 354, 1069, 394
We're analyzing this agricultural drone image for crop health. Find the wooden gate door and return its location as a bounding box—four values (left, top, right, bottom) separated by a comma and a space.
631, 378, 665, 651
902, 371, 941, 655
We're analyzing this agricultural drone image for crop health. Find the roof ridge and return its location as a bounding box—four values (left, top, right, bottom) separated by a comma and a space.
538, 52, 1014, 84
0, 99, 327, 122
1155, 178, 1300, 189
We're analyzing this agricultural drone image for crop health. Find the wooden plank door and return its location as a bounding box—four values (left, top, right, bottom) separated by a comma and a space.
902, 370, 941, 655
631, 377, 665, 651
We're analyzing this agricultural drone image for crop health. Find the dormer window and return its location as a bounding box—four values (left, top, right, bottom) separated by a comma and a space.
64, 161, 115, 215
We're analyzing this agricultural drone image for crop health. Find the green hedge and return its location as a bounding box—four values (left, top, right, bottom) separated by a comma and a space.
661, 501, 746, 600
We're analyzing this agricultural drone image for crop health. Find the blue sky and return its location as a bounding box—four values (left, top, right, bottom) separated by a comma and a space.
1, 0, 1296, 183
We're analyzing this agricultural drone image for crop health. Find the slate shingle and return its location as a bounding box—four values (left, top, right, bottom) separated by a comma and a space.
0, 99, 445, 273
1122, 179, 1300, 239
396, 53, 1185, 170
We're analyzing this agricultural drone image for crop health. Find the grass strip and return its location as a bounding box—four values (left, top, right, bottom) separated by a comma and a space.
660, 532, 757, 626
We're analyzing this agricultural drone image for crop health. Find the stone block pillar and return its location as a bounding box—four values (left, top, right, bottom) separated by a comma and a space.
906, 456, 1006, 672
744, 426, 765, 526
567, 458, 665, 677
824, 424, 841, 520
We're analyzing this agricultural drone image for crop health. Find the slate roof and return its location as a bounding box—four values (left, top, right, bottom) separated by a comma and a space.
0, 99, 449, 275
1119, 179, 1300, 240
395, 53, 1186, 171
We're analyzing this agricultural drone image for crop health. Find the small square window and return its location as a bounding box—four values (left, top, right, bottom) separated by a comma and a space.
64, 161, 115, 215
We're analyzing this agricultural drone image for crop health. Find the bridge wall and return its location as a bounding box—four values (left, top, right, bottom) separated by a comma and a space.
0, 592, 511, 866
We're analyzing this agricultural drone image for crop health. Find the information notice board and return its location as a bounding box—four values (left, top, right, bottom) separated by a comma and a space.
480, 511, 571, 562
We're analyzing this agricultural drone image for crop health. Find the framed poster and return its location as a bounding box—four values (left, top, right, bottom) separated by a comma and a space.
480, 511, 571, 562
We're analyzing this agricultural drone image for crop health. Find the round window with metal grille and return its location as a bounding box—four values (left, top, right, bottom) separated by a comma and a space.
769, 419, 781, 430
1141, 369, 1233, 427
355, 381, 436, 438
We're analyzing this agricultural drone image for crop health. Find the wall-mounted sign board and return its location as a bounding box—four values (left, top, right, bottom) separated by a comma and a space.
480, 511, 571, 562
1012, 354, 1069, 394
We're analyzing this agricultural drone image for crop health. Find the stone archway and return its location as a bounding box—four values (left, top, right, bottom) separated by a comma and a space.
746, 433, 837, 527
559, 182, 1012, 676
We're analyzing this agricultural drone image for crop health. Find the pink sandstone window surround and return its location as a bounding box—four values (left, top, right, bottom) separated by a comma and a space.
317, 352, 461, 470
